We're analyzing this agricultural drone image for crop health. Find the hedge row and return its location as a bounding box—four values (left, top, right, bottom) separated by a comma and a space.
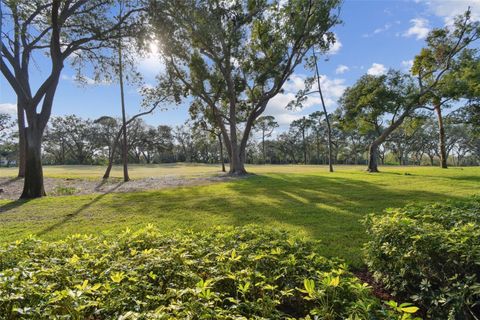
0, 225, 414, 319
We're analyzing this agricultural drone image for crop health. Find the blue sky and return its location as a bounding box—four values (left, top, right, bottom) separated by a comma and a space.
1, 0, 479, 131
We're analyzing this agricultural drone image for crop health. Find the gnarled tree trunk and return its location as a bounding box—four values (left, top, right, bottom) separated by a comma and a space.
367, 112, 410, 172
20, 126, 45, 198
367, 143, 379, 172
230, 144, 247, 175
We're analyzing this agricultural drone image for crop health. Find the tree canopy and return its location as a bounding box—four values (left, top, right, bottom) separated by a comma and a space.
148, 0, 341, 174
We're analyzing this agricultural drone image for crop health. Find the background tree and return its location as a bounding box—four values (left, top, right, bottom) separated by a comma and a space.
43, 115, 95, 164
412, 10, 480, 168
339, 71, 419, 172
102, 93, 170, 179
93, 116, 121, 162
149, 0, 341, 175
0, 113, 16, 167
254, 116, 278, 164
291, 116, 314, 164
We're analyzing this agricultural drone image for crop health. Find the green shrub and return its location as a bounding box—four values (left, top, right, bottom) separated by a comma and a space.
0, 226, 414, 319
364, 197, 480, 319
52, 185, 78, 196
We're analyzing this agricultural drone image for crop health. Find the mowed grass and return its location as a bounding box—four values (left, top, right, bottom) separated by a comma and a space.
0, 163, 223, 179
0, 164, 479, 267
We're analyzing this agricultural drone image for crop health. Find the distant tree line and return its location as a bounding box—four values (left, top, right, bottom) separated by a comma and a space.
1, 108, 477, 167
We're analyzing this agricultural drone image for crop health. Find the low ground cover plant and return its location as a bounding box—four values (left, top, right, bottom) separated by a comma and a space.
0, 226, 415, 319
364, 197, 480, 319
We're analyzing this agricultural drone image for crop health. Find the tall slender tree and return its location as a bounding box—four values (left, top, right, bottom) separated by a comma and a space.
117, 2, 130, 182
312, 47, 334, 172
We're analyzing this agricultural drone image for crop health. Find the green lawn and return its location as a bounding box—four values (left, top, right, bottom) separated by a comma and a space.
0, 164, 478, 267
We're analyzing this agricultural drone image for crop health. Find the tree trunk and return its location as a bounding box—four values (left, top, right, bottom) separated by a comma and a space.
367, 143, 379, 173
229, 145, 247, 175
262, 130, 266, 164
367, 111, 410, 172
218, 134, 225, 172
302, 129, 307, 164
16, 100, 26, 177
313, 47, 334, 172
118, 40, 130, 182
103, 127, 122, 179
434, 104, 448, 169
367, 142, 378, 172
20, 126, 45, 198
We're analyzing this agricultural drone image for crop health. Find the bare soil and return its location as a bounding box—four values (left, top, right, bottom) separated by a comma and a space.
0, 174, 236, 200
354, 269, 394, 301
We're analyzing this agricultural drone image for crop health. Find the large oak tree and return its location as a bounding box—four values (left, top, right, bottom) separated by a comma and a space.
149, 0, 341, 175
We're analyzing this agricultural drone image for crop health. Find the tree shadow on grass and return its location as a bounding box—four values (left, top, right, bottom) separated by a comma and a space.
437, 175, 480, 183
32, 173, 472, 266
36, 182, 125, 236
98, 173, 468, 239
0, 177, 22, 187
0, 199, 31, 213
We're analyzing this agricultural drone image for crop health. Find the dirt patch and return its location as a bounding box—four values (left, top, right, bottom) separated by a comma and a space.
0, 174, 239, 200
354, 269, 394, 301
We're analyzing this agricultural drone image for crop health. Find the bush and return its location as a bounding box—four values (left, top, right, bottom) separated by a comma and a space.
0, 226, 414, 319
52, 185, 78, 196
364, 197, 480, 319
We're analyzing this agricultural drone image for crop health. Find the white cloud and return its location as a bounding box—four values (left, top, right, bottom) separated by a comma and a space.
323, 34, 342, 55
61, 74, 110, 86
403, 18, 430, 40
374, 24, 391, 34
401, 59, 414, 71
0, 103, 17, 115
335, 64, 349, 74
367, 63, 387, 76
420, 0, 480, 24
365, 23, 391, 37
328, 37, 342, 55
265, 74, 346, 126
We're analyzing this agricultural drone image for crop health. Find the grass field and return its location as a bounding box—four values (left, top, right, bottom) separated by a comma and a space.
0, 164, 478, 267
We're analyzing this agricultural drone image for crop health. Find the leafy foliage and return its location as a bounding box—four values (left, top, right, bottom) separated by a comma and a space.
0, 225, 412, 319
364, 197, 480, 319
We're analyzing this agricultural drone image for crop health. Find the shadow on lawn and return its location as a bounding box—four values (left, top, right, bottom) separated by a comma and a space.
36, 181, 125, 236
0, 177, 22, 187
31, 173, 471, 266
98, 173, 468, 238
0, 199, 31, 213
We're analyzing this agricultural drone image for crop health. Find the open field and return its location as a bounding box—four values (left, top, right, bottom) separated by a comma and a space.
0, 164, 478, 267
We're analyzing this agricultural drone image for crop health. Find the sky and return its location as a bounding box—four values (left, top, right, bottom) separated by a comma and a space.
1, 0, 479, 133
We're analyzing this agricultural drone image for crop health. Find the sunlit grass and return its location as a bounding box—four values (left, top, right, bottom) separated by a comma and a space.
0, 164, 478, 267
